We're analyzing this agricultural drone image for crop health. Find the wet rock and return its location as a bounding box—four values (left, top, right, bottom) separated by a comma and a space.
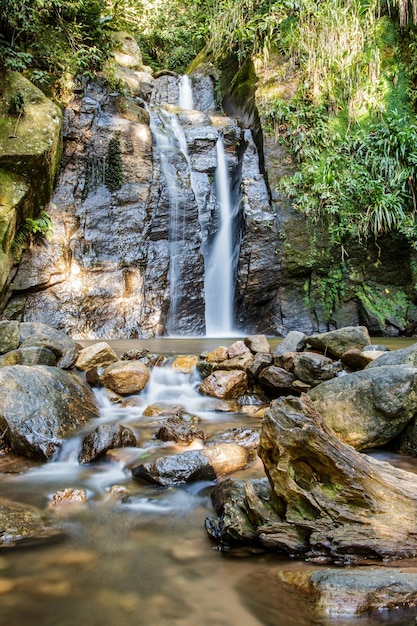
0, 498, 63, 547
0, 365, 99, 460
273, 351, 297, 372
274, 331, 306, 356
306, 326, 371, 358
309, 364, 417, 450
155, 415, 205, 445
293, 352, 337, 386
19, 322, 79, 368
78, 423, 137, 464
142, 403, 185, 417
50, 488, 87, 506
228, 340, 251, 358
217, 352, 255, 372
258, 366, 297, 397
246, 352, 273, 383
279, 568, 417, 615
100, 360, 150, 395
244, 334, 271, 354
0, 321, 20, 354
75, 342, 118, 371
365, 342, 417, 368
0, 346, 57, 367
199, 370, 248, 399
171, 355, 198, 373
132, 443, 251, 486
206, 428, 260, 452
205, 346, 229, 363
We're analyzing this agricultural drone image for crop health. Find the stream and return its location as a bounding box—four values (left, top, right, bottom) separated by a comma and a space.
0, 338, 417, 626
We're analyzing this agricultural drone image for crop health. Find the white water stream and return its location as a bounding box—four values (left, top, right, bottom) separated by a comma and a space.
178, 74, 194, 110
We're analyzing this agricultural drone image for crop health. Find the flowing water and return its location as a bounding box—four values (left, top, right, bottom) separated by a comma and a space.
204, 138, 236, 337
1, 338, 417, 626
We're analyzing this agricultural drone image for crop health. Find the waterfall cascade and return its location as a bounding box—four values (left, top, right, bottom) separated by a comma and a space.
5, 71, 274, 338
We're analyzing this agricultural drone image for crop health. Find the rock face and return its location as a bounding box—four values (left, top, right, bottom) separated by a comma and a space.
308, 365, 417, 450
0, 365, 99, 460
0, 72, 62, 299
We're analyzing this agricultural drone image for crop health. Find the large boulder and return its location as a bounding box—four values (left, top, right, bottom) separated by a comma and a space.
306, 326, 371, 358
0, 365, 99, 460
199, 370, 248, 399
293, 352, 337, 386
308, 365, 417, 450
75, 341, 118, 371
365, 342, 417, 369
258, 365, 296, 397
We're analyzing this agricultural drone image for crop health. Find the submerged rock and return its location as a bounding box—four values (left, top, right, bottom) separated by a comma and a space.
0, 498, 63, 548
279, 568, 417, 616
0, 365, 99, 460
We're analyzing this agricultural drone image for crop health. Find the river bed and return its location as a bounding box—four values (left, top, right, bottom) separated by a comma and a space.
1, 337, 417, 626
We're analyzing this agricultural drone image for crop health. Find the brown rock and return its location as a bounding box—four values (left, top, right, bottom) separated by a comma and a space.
75, 342, 118, 371
171, 355, 199, 373
199, 370, 248, 399
228, 340, 251, 358
100, 360, 150, 395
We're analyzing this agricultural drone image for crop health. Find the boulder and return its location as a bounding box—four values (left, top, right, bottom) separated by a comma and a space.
217, 352, 255, 372
365, 342, 417, 368
0, 320, 20, 354
308, 365, 417, 450
258, 366, 296, 397
306, 326, 371, 358
78, 423, 137, 464
244, 334, 271, 354
279, 568, 417, 616
75, 342, 118, 371
199, 370, 248, 399
155, 415, 205, 445
340, 348, 374, 370
293, 352, 338, 386
206, 394, 417, 562
246, 353, 273, 383
205, 346, 229, 363
132, 443, 251, 486
0, 498, 63, 548
228, 340, 251, 358
0, 365, 99, 460
171, 355, 199, 373
274, 331, 306, 356
206, 428, 260, 452
19, 322, 79, 368
100, 360, 150, 395
0, 346, 56, 367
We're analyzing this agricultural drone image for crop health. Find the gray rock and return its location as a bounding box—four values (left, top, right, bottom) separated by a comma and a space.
0, 346, 57, 367
244, 334, 271, 354
246, 352, 273, 383
274, 331, 306, 356
279, 568, 417, 616
0, 320, 20, 354
365, 342, 417, 368
132, 443, 251, 486
155, 415, 205, 445
78, 423, 137, 464
258, 365, 296, 397
306, 326, 371, 358
293, 352, 337, 386
19, 322, 79, 368
0, 365, 99, 460
309, 365, 417, 450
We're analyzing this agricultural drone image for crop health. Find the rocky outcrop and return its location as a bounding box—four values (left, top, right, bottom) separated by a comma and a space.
0, 72, 62, 300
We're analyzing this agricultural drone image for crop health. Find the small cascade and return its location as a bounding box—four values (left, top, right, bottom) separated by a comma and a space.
204, 137, 236, 336
178, 74, 194, 110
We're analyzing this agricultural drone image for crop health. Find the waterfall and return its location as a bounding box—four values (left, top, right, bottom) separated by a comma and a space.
178, 74, 194, 110
204, 137, 236, 336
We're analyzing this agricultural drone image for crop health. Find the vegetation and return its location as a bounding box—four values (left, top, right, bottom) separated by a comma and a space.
1, 0, 417, 253
12, 211, 54, 250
